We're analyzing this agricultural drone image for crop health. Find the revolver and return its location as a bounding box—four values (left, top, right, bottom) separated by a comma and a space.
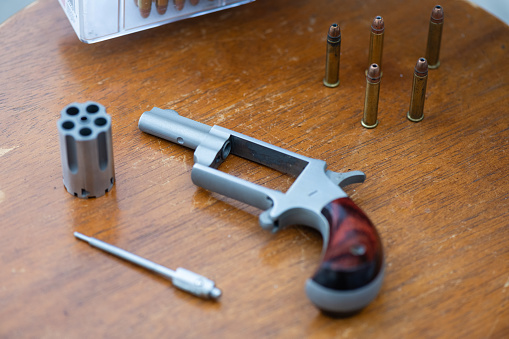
138, 108, 384, 316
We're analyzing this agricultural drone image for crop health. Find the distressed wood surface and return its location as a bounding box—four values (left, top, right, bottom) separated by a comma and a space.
0, 0, 508, 337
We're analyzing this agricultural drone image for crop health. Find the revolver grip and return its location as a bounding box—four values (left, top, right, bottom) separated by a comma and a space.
305, 197, 384, 316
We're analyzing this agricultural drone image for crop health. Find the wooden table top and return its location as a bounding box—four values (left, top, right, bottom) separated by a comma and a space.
1, 0, 508, 337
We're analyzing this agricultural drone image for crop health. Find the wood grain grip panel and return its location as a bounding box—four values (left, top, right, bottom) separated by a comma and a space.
313, 198, 383, 290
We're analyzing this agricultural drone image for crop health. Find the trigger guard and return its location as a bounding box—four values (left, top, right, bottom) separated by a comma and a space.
259, 208, 330, 238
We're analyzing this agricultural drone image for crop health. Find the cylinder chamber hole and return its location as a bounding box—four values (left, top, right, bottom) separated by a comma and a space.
86, 104, 99, 113
62, 121, 75, 130
67, 107, 79, 116
95, 117, 107, 126
80, 128, 92, 136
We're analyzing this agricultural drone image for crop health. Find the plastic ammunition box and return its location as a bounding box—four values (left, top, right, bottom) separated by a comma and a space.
58, 0, 254, 43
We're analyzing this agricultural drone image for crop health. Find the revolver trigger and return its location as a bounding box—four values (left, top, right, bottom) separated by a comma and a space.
259, 210, 278, 233
326, 170, 366, 188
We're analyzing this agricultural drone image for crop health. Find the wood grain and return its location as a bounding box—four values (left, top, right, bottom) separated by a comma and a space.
0, 0, 508, 337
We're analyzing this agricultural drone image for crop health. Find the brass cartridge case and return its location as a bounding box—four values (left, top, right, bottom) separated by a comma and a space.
407, 58, 428, 122
425, 5, 444, 69
367, 16, 384, 75
323, 23, 341, 88
362, 64, 382, 129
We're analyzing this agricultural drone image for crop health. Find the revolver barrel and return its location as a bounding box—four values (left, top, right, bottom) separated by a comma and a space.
138, 108, 212, 150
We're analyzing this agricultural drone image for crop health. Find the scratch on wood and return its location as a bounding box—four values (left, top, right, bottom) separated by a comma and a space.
0, 147, 16, 157
296, 227, 311, 241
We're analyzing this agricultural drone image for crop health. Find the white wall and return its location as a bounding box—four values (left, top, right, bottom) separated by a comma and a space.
469, 0, 509, 25
0, 0, 35, 24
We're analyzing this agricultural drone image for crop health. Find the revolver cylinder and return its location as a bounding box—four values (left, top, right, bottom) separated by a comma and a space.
57, 102, 115, 198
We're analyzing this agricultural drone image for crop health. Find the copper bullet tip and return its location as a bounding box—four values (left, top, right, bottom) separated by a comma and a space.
431, 5, 444, 23
139, 9, 150, 18
367, 63, 381, 82
174, 0, 185, 11
371, 16, 384, 33
415, 58, 429, 76
328, 23, 341, 38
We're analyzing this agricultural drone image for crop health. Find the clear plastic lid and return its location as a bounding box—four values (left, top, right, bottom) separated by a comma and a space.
59, 0, 254, 43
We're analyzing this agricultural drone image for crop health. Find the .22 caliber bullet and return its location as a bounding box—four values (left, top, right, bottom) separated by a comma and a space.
362, 64, 382, 129
367, 16, 384, 75
323, 23, 341, 88
407, 58, 428, 122
425, 5, 444, 69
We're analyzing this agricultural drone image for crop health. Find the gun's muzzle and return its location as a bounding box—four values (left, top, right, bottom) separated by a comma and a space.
138, 108, 212, 150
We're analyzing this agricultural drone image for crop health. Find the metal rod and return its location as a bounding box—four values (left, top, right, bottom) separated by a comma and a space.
74, 232, 176, 279
74, 232, 222, 300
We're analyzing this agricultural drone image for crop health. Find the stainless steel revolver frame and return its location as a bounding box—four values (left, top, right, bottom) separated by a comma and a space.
139, 108, 384, 315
